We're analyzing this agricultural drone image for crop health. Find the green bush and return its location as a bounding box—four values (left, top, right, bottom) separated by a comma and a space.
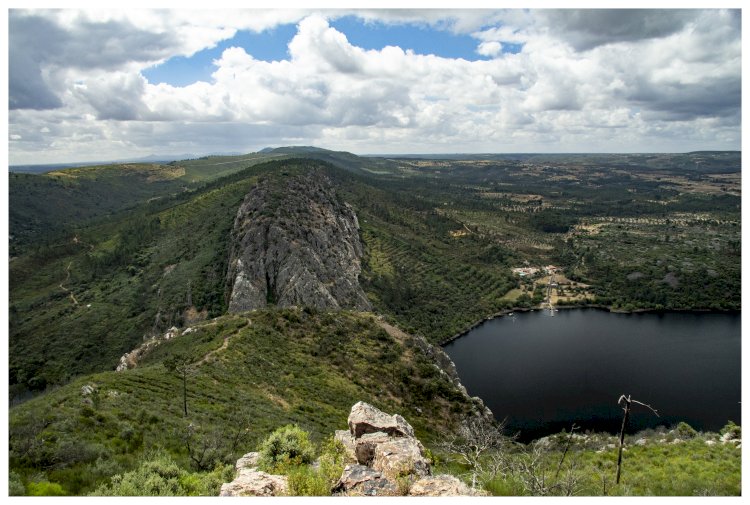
26, 480, 67, 496
9, 471, 26, 496
90, 450, 232, 496
317, 437, 347, 487
675, 422, 698, 439
286, 437, 347, 496
257, 425, 316, 472
720, 421, 741, 440
286, 465, 330, 496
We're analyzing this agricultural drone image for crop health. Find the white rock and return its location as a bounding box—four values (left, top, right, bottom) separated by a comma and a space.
348, 401, 414, 439
219, 469, 287, 497
372, 436, 430, 481
235, 452, 260, 471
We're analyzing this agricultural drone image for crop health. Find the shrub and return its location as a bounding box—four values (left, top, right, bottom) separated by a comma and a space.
257, 425, 315, 472
26, 481, 67, 496
285, 437, 347, 496
720, 421, 741, 440
675, 422, 698, 439
286, 465, 330, 496
88, 450, 231, 496
9, 471, 25, 496
317, 437, 347, 487
91, 450, 184, 496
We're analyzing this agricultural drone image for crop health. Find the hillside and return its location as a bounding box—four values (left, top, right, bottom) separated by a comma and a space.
8, 153, 294, 256
10, 150, 741, 399
9, 308, 486, 495
8, 156, 518, 398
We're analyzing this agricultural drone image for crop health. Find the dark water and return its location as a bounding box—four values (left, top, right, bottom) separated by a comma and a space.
444, 309, 741, 441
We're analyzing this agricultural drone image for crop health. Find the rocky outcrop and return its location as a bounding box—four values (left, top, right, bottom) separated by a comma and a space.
332, 464, 398, 496
219, 470, 288, 497
221, 402, 484, 497
220, 451, 287, 497
332, 402, 483, 496
225, 168, 371, 312
115, 326, 190, 371
235, 451, 260, 471
348, 401, 415, 438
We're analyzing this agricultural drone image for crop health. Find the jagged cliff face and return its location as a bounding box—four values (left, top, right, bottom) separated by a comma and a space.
226, 169, 371, 312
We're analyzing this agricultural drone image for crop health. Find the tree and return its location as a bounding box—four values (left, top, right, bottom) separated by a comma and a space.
164, 354, 193, 417
439, 416, 512, 489
615, 394, 659, 484
179, 409, 255, 471
509, 437, 582, 496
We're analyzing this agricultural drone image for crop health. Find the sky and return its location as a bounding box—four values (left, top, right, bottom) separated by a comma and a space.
5, 4, 744, 164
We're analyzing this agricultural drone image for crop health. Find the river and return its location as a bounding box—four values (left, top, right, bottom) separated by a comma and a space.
443, 309, 741, 441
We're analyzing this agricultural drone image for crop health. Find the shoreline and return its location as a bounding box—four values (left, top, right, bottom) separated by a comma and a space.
439, 304, 740, 346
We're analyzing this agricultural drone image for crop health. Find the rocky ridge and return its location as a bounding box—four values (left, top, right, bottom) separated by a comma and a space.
115, 326, 197, 371
220, 402, 485, 497
225, 169, 371, 312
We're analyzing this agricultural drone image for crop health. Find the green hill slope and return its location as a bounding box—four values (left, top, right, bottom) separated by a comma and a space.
9, 308, 477, 495
9, 157, 519, 397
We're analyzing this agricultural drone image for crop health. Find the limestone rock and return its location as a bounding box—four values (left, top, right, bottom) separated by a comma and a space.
348, 401, 414, 439
332, 464, 398, 496
372, 436, 430, 481
116, 326, 188, 372
219, 469, 288, 497
408, 475, 478, 496
354, 432, 391, 465
721, 431, 741, 444
225, 169, 371, 312
235, 452, 260, 471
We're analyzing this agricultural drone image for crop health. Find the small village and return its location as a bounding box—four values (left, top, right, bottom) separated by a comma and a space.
510, 264, 593, 309
511, 265, 560, 278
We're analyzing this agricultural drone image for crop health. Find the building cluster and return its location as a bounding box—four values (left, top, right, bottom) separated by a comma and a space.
511, 265, 559, 277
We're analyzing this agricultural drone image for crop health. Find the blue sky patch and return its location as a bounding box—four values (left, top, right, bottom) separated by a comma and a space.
142, 17, 498, 87
142, 24, 297, 86
331, 16, 489, 61
501, 42, 524, 54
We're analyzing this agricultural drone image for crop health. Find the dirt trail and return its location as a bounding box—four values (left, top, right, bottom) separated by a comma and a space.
194, 318, 253, 367
59, 261, 79, 306
58, 235, 96, 307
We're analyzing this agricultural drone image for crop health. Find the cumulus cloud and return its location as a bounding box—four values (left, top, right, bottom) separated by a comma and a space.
7, 8, 742, 164
477, 41, 502, 57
